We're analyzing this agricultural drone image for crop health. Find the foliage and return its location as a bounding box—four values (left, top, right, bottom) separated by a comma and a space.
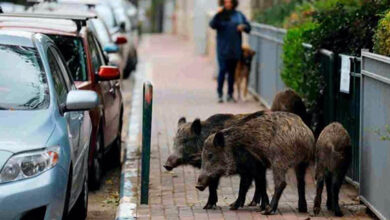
281, 0, 389, 113
374, 10, 390, 56
306, 0, 388, 55
253, 0, 303, 27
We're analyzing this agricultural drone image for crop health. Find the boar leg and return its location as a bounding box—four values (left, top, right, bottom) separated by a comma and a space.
230, 175, 252, 210
204, 178, 220, 209
263, 167, 287, 215
325, 174, 333, 211
295, 163, 308, 212
332, 170, 347, 217
313, 176, 324, 215
248, 175, 261, 207
249, 167, 269, 211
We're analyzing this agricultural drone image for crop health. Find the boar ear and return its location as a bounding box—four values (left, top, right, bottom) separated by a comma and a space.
213, 132, 225, 148
191, 119, 202, 135
178, 117, 187, 126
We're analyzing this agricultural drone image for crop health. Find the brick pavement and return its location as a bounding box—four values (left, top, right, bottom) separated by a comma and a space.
133, 35, 372, 220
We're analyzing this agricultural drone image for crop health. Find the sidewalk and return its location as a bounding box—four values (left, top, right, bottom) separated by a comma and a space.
132, 35, 371, 220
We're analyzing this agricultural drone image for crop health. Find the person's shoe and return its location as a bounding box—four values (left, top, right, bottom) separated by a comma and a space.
218, 97, 224, 103
227, 96, 236, 103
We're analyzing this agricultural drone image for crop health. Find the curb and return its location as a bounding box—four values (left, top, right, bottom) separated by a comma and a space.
115, 70, 144, 220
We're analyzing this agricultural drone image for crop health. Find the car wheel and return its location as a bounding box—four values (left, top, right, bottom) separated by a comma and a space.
113, 107, 123, 167
89, 132, 103, 190
123, 49, 137, 79
62, 170, 72, 220
123, 59, 133, 79
69, 175, 88, 220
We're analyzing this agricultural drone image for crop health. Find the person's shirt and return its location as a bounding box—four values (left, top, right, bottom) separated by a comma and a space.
210, 9, 251, 60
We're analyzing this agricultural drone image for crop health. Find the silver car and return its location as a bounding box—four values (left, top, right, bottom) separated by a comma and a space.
0, 30, 98, 219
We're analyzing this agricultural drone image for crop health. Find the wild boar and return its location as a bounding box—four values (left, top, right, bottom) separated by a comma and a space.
197, 111, 315, 215
164, 111, 268, 209
271, 89, 311, 127
313, 122, 352, 217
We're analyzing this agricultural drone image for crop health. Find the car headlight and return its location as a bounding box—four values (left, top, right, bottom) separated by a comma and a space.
0, 146, 60, 184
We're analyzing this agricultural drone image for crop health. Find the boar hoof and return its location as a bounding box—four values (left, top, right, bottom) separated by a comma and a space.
229, 200, 244, 210
313, 206, 321, 215
298, 204, 308, 213
203, 203, 217, 210
334, 210, 343, 217
326, 201, 333, 211
262, 205, 274, 215
248, 200, 258, 207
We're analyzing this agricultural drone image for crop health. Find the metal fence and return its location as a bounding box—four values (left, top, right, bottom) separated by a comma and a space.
360, 51, 390, 220
316, 51, 361, 183
249, 23, 286, 107
248, 22, 361, 183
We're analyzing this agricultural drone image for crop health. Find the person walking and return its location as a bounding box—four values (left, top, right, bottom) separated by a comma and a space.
210, 0, 251, 103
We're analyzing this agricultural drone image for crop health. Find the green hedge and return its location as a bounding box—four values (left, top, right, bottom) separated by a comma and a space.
281, 0, 388, 111
374, 10, 390, 56
253, 0, 303, 28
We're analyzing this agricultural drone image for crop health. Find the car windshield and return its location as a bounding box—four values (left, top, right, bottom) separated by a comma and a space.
48, 35, 88, 81
0, 45, 49, 110
91, 19, 112, 46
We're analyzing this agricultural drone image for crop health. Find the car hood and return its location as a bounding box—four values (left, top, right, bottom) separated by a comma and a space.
0, 110, 55, 154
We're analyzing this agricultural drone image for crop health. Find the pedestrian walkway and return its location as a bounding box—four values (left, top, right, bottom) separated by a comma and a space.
133, 35, 371, 220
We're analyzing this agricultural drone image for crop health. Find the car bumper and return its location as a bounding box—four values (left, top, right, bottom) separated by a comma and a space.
0, 166, 68, 220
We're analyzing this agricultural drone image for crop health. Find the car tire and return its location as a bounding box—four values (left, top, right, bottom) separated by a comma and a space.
123, 50, 137, 79
62, 170, 72, 220
89, 131, 103, 190
112, 106, 123, 167
69, 175, 89, 220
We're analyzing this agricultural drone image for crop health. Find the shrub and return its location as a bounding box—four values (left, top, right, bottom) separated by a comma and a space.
282, 0, 388, 107
253, 0, 303, 27
374, 10, 390, 56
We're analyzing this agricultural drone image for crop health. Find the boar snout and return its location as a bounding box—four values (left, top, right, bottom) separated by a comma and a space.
164, 154, 181, 171
196, 173, 210, 191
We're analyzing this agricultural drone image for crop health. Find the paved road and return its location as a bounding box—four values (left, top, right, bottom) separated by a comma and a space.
130, 35, 372, 220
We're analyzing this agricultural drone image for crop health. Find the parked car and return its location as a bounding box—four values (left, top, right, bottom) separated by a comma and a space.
89, 15, 128, 76
0, 30, 98, 219
103, 0, 138, 78
0, 13, 124, 190
31, 0, 138, 78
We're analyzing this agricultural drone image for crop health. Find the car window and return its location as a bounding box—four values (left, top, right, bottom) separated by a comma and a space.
91, 19, 113, 46
48, 35, 88, 81
0, 44, 49, 110
47, 49, 68, 104
87, 33, 104, 74
49, 47, 75, 90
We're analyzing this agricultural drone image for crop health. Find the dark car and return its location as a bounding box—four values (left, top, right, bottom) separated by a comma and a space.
0, 13, 124, 189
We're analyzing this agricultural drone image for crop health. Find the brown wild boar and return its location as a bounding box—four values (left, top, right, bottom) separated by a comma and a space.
313, 122, 352, 217
164, 112, 269, 209
196, 111, 315, 215
271, 89, 311, 127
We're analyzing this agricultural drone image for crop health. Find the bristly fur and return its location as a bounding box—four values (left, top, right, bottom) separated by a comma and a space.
313, 122, 352, 217
165, 111, 267, 209
200, 111, 315, 214
271, 89, 311, 128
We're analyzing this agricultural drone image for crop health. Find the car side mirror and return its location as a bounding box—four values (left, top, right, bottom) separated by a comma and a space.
115, 36, 127, 45
103, 44, 119, 54
98, 66, 120, 81
65, 90, 98, 111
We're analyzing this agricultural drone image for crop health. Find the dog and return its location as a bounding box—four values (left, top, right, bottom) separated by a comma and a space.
235, 46, 256, 101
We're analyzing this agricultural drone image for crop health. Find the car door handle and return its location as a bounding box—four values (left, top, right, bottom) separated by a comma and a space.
115, 82, 120, 88
78, 114, 84, 121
